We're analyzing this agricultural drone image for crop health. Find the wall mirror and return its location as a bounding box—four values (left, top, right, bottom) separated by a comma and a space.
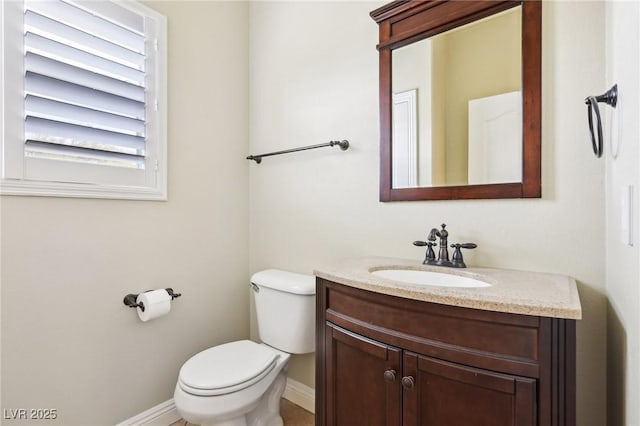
371, 0, 541, 201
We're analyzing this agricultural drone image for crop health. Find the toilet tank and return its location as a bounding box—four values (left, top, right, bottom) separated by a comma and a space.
251, 269, 315, 354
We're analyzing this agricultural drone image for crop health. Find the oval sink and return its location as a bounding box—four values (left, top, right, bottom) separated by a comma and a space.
371, 269, 491, 288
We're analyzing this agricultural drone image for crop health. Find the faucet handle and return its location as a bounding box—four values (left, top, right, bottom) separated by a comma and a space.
450, 243, 477, 268
414, 240, 437, 264
453, 243, 477, 250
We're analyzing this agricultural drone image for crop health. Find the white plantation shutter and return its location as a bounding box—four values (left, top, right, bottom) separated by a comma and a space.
1, 0, 167, 199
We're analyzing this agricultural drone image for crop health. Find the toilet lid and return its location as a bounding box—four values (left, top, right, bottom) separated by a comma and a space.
179, 340, 278, 396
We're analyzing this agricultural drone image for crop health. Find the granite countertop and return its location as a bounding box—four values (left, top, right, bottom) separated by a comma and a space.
314, 256, 582, 320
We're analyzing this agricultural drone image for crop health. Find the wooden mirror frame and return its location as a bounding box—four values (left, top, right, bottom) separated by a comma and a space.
371, 0, 541, 201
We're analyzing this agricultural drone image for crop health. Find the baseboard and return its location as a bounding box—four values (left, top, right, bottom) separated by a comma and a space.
116, 377, 315, 426
282, 377, 315, 414
115, 399, 180, 426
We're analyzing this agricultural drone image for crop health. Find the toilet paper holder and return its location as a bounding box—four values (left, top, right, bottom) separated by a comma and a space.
123, 288, 182, 312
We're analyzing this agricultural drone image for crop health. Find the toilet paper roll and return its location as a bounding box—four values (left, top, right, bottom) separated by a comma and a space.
136, 289, 171, 322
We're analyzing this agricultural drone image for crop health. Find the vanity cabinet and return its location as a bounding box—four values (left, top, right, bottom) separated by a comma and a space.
315, 278, 576, 426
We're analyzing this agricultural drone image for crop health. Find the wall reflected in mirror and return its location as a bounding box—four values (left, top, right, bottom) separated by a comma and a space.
391, 6, 522, 189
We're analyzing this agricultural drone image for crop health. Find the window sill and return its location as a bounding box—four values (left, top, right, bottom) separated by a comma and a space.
0, 179, 167, 201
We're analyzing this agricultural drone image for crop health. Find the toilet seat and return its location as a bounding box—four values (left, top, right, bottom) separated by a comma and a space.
178, 340, 278, 397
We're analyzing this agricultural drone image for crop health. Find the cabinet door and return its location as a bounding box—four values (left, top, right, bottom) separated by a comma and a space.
325, 323, 402, 426
403, 352, 537, 426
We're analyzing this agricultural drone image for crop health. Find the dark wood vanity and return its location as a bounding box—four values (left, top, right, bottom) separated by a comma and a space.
315, 278, 576, 426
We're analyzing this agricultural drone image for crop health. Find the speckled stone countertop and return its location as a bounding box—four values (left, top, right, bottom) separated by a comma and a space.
314, 257, 582, 320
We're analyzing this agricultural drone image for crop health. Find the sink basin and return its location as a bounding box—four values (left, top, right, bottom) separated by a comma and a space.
371, 269, 491, 288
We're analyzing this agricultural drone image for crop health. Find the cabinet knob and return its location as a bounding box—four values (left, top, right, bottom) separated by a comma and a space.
383, 369, 396, 382
401, 376, 415, 389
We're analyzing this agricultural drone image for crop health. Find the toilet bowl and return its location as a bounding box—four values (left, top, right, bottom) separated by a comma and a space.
174, 270, 315, 426
174, 340, 290, 426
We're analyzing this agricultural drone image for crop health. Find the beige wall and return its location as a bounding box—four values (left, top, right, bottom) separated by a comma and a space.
430, 40, 447, 186
0, 2, 249, 424
249, 2, 606, 425
605, 2, 640, 425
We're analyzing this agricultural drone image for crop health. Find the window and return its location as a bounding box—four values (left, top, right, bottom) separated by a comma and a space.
1, 0, 167, 200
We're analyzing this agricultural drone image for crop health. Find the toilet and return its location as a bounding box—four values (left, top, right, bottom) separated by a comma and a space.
174, 269, 315, 426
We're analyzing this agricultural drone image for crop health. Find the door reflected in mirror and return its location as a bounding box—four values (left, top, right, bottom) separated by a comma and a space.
391, 7, 522, 189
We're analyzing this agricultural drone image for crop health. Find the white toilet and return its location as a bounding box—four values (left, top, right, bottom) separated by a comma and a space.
174, 269, 315, 426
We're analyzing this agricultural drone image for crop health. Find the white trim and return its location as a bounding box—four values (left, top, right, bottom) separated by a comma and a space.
282, 377, 315, 414
115, 399, 180, 426
0, 179, 167, 200
111, 0, 168, 25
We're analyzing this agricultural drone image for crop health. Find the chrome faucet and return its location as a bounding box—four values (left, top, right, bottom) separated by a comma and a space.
414, 224, 477, 268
